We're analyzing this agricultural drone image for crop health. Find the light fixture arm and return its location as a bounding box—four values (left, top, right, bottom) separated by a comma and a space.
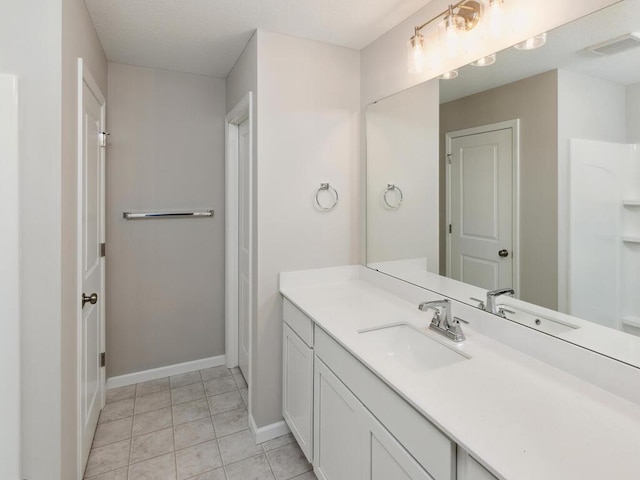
413, 0, 483, 36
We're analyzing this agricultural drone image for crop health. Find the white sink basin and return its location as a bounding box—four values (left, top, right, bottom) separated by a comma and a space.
496, 304, 578, 335
358, 323, 469, 374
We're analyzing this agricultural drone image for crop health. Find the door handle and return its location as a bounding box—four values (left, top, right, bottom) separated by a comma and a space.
498, 249, 509, 258
82, 292, 98, 308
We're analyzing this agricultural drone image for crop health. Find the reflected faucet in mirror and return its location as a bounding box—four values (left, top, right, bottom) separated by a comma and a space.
486, 288, 515, 316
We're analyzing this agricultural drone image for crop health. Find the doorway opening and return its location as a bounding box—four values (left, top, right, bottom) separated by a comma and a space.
225, 92, 254, 422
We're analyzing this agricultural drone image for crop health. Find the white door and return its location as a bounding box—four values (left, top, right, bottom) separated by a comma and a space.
238, 118, 251, 380
79, 67, 106, 471
447, 125, 515, 291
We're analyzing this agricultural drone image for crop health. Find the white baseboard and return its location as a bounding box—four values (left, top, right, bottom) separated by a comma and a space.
249, 414, 291, 444
106, 355, 226, 389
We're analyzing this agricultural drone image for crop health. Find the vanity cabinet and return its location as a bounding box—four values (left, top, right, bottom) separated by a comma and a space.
282, 296, 491, 480
314, 357, 433, 480
282, 301, 314, 462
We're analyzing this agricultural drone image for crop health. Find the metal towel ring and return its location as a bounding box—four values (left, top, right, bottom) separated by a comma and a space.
315, 183, 339, 211
383, 184, 403, 209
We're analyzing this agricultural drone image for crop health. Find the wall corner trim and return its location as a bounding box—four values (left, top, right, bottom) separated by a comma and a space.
249, 414, 291, 444
106, 355, 226, 389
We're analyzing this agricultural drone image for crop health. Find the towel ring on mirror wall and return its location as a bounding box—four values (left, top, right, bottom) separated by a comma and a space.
315, 183, 339, 211
383, 184, 403, 209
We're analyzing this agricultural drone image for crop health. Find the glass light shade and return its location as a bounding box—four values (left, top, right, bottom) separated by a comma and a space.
470, 53, 497, 66
441, 15, 463, 56
514, 32, 547, 50
407, 33, 426, 74
440, 70, 459, 80
486, 0, 505, 37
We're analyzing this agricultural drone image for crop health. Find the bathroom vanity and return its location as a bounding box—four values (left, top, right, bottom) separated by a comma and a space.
280, 266, 640, 480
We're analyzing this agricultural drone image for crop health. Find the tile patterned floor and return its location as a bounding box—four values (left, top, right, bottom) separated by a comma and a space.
85, 366, 317, 480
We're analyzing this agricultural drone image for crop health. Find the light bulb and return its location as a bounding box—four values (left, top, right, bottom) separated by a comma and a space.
440, 70, 459, 80
514, 32, 547, 50
486, 0, 505, 38
407, 32, 426, 74
470, 53, 497, 67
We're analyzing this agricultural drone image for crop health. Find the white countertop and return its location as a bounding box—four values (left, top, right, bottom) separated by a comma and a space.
280, 266, 640, 480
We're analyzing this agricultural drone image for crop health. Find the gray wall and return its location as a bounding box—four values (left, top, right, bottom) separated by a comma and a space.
106, 63, 227, 377
440, 70, 559, 310
61, 0, 108, 476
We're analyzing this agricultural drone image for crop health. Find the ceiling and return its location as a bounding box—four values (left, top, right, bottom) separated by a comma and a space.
85, 0, 431, 78
440, 0, 640, 103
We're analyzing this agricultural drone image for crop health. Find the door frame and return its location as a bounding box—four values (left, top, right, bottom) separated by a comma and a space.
0, 73, 20, 479
225, 92, 254, 413
76, 58, 107, 479
445, 119, 521, 296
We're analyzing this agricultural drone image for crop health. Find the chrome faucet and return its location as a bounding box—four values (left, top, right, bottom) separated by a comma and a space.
418, 299, 465, 342
486, 288, 515, 316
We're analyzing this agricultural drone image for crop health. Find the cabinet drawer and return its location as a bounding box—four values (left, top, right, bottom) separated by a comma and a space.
315, 326, 455, 480
283, 298, 314, 347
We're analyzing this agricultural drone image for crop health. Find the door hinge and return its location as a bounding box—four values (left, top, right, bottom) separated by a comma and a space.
99, 131, 110, 148
449, 224, 452, 234
446, 153, 452, 164
100, 352, 106, 368
100, 242, 106, 257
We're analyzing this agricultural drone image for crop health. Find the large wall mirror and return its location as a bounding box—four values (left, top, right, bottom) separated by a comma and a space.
366, 0, 640, 367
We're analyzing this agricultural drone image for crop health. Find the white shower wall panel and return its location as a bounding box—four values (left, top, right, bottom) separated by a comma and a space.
569, 139, 639, 333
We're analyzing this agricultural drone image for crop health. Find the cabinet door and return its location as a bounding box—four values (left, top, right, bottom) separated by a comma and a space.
456, 448, 498, 480
314, 357, 364, 480
363, 409, 434, 480
283, 324, 314, 462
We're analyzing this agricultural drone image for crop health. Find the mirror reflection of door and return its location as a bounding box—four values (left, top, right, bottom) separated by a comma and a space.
446, 122, 518, 292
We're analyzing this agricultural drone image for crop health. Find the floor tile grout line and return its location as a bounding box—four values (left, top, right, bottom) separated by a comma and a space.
264, 446, 278, 480
125, 398, 134, 478
170, 385, 179, 480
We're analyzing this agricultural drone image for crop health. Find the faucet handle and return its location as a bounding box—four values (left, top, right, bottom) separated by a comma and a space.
497, 307, 516, 318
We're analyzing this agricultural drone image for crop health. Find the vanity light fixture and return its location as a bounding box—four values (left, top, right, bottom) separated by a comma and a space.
440, 69, 459, 80
470, 53, 496, 66
514, 32, 547, 50
407, 0, 484, 74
